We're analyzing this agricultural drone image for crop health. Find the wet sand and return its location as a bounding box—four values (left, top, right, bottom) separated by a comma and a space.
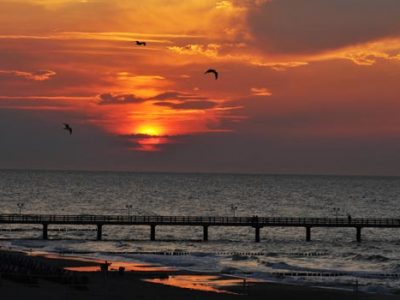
1, 249, 399, 300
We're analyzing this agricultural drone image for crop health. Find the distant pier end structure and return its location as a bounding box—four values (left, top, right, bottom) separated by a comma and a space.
0, 215, 399, 242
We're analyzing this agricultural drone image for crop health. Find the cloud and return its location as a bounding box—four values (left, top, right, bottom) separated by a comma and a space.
168, 44, 221, 58
0, 69, 56, 81
246, 0, 400, 54
250, 87, 272, 96
97, 93, 145, 105
116, 73, 166, 82
154, 100, 218, 110
167, 42, 250, 60
97, 91, 218, 110
167, 42, 309, 70
0, 95, 91, 112
151, 91, 207, 101
0, 0, 246, 40
97, 91, 210, 105
319, 38, 400, 66
0, 32, 190, 43
114, 73, 171, 95
251, 61, 308, 70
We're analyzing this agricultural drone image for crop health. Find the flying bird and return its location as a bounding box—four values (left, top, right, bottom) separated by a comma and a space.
135, 41, 146, 46
63, 123, 72, 135
204, 69, 218, 80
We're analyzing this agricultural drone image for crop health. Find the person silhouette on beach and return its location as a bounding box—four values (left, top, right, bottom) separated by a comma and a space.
101, 260, 111, 273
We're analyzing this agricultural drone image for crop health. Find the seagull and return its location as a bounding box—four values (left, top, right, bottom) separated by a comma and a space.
135, 41, 146, 46
63, 123, 72, 135
204, 69, 218, 80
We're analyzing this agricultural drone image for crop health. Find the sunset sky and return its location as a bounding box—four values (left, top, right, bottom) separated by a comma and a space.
1, 0, 400, 175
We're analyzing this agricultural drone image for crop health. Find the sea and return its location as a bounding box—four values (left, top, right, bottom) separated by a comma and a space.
1, 169, 400, 294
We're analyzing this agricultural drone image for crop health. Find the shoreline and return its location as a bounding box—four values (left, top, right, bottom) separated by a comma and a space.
1, 248, 399, 299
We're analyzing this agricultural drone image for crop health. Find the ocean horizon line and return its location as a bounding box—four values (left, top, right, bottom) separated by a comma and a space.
1, 167, 399, 179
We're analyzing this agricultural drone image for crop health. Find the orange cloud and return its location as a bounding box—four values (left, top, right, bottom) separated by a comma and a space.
0, 69, 56, 81
166, 36, 400, 70
320, 38, 400, 66
167, 42, 309, 70
168, 44, 221, 58
250, 87, 272, 96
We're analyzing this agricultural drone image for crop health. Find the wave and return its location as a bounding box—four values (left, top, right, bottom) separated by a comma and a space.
351, 254, 390, 262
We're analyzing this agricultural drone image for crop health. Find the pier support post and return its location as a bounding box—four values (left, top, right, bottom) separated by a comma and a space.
42, 224, 48, 240
97, 224, 102, 241
203, 226, 209, 241
150, 225, 156, 241
255, 227, 261, 243
356, 227, 362, 243
306, 226, 311, 242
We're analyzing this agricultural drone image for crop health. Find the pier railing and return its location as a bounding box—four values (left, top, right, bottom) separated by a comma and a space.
0, 214, 400, 227
1, 214, 399, 242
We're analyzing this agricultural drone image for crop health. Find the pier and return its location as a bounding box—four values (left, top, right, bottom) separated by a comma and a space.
1, 214, 399, 242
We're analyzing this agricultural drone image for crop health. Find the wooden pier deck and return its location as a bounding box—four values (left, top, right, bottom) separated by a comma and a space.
1, 214, 399, 242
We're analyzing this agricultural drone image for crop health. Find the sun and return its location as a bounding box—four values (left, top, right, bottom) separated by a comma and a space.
133, 124, 168, 151
135, 125, 163, 136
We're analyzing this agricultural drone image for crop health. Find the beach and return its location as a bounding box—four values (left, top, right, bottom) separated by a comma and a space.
1, 249, 399, 300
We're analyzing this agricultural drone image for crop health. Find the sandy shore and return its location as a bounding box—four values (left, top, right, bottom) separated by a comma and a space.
0, 249, 399, 300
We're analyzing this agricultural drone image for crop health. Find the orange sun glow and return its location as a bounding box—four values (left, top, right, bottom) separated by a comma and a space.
133, 124, 168, 151
135, 125, 164, 136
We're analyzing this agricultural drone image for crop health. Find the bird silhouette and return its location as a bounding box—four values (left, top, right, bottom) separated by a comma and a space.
204, 69, 218, 80
135, 41, 146, 46
63, 123, 72, 135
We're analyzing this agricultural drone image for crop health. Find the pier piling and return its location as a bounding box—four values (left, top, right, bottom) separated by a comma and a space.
356, 227, 362, 242
42, 223, 48, 240
150, 224, 156, 241
97, 224, 102, 241
203, 225, 209, 241
255, 227, 261, 242
306, 226, 311, 242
